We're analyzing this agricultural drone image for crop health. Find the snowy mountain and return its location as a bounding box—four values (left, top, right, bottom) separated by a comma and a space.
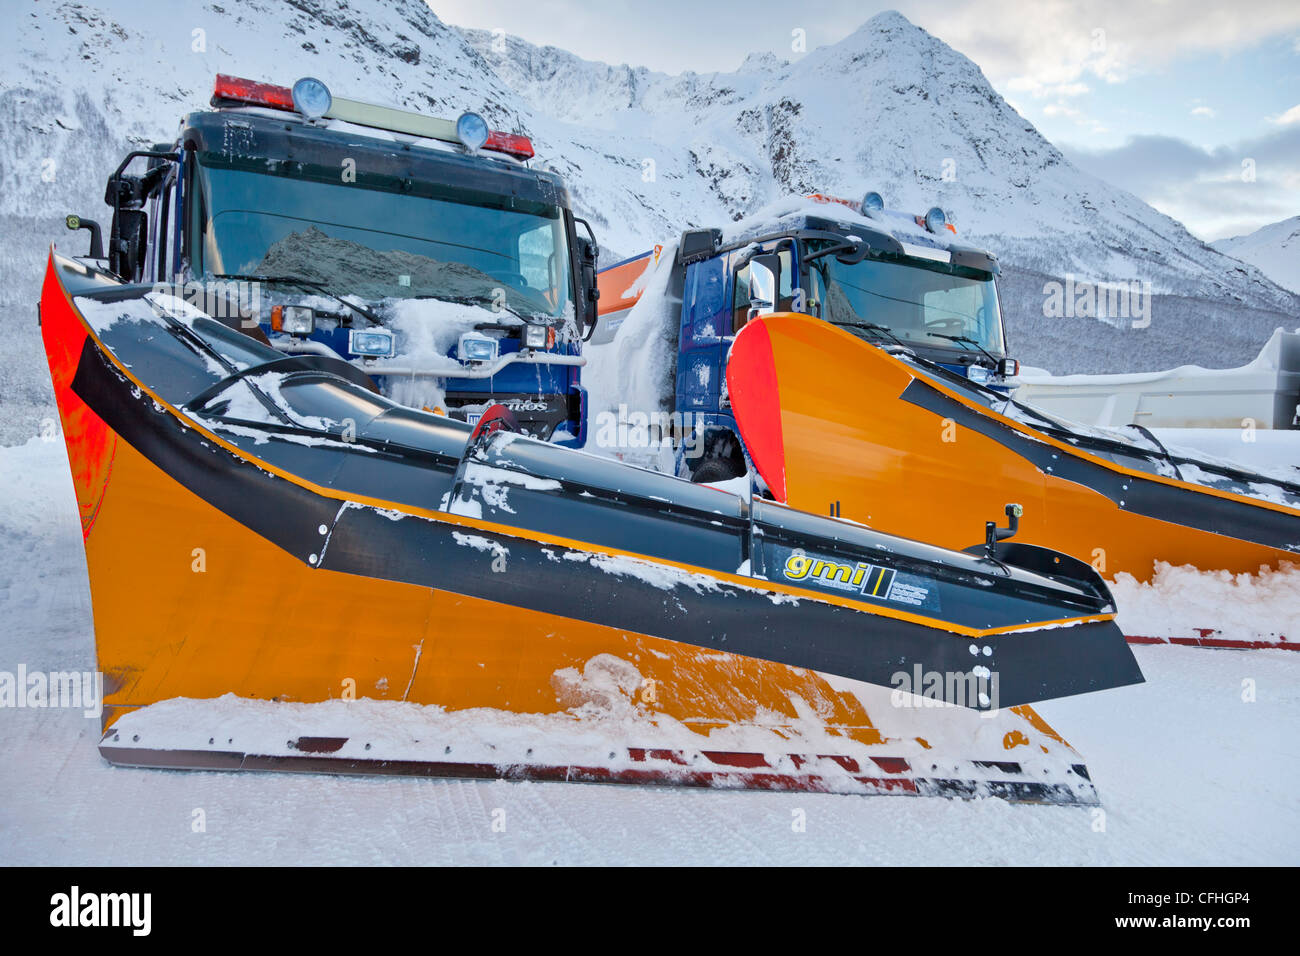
2, 1, 1297, 443
460, 13, 1300, 375
1214, 217, 1300, 295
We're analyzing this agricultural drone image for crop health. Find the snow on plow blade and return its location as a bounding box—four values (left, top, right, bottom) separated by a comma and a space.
728, 314, 1300, 584
41, 253, 1140, 803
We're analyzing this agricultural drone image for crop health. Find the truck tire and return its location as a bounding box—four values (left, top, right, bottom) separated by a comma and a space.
691, 456, 742, 484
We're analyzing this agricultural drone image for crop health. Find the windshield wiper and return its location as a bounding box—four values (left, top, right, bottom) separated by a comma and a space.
928, 332, 1001, 369
835, 320, 911, 350
212, 273, 384, 326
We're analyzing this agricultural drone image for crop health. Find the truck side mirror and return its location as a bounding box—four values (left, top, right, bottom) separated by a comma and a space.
747, 253, 781, 318
573, 218, 600, 342
65, 214, 105, 259
102, 151, 178, 283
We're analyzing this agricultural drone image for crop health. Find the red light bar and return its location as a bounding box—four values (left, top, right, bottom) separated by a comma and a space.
485, 130, 535, 160
210, 75, 536, 161
912, 215, 958, 234
212, 74, 295, 111
805, 193, 860, 211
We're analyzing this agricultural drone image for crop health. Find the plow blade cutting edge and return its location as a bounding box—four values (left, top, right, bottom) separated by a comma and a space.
40, 253, 1141, 802
728, 314, 1300, 584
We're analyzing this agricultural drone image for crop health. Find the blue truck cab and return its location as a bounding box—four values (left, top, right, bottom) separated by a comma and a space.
84, 75, 599, 444
600, 194, 1016, 482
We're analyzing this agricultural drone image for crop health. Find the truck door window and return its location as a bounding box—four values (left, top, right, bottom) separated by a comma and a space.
731, 247, 793, 333
155, 177, 176, 281
144, 191, 162, 283
518, 220, 561, 308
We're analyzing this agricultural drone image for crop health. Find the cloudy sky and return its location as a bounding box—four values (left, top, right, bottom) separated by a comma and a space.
434, 0, 1300, 241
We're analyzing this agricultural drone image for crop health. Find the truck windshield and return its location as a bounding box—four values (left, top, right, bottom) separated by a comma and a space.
190, 155, 573, 321
805, 242, 1004, 358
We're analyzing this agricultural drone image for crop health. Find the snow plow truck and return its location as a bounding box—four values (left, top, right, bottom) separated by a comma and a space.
63, 74, 597, 443
596, 194, 1300, 584
42, 84, 1146, 804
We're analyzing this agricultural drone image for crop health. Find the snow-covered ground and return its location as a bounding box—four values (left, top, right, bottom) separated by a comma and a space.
2, 436, 1297, 865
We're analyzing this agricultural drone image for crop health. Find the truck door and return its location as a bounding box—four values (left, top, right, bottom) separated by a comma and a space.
675, 256, 729, 412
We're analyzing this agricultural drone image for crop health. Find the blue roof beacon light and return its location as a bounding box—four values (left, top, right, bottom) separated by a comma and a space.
291, 77, 333, 120
456, 112, 490, 153
861, 191, 885, 214
924, 206, 947, 233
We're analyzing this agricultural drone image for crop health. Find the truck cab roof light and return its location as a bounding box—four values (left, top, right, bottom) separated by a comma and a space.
209, 75, 535, 160
456, 112, 489, 152
291, 77, 332, 120
212, 74, 295, 111
922, 207, 948, 233
484, 130, 534, 160
808, 192, 959, 234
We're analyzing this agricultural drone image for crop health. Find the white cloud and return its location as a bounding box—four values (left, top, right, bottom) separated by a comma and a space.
1062, 125, 1300, 238
1043, 100, 1107, 134
1191, 106, 1216, 118
1043, 102, 1080, 119
903, 0, 1300, 98
1009, 78, 1092, 98
1269, 103, 1300, 125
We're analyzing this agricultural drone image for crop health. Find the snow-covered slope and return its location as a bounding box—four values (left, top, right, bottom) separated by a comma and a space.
1214, 216, 1300, 294
3, 2, 1297, 443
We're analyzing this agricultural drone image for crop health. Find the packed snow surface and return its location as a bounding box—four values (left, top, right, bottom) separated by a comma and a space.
2, 437, 1298, 864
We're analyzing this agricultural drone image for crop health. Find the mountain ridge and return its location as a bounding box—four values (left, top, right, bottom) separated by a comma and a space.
0, 1, 1295, 443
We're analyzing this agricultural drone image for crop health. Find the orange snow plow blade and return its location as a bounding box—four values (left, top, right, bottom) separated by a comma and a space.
728, 313, 1300, 584
40, 253, 1140, 805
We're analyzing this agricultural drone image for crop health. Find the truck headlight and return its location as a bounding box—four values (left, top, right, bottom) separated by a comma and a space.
522, 324, 548, 349
967, 365, 991, 384
349, 328, 394, 357
274, 305, 315, 336
459, 332, 498, 363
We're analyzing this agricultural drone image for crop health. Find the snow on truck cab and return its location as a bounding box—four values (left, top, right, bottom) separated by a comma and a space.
63, 74, 600, 443
596, 192, 1017, 482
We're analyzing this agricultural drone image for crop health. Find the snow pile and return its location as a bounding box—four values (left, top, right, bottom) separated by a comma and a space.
582, 242, 681, 424
376, 297, 518, 410
1112, 561, 1300, 643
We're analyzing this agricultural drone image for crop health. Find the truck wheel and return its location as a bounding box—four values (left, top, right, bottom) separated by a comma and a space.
691, 456, 742, 484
